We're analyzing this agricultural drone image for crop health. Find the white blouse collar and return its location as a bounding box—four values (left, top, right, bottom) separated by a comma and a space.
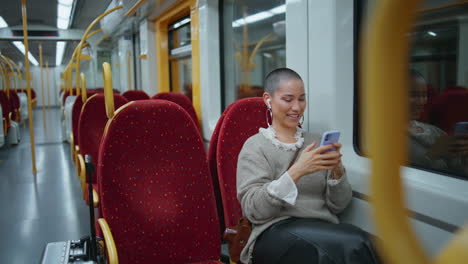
259, 125, 304, 151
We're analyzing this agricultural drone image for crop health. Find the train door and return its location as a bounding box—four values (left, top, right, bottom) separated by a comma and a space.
154, 0, 201, 123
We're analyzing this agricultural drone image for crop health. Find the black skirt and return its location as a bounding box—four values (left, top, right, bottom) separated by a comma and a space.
252, 217, 380, 264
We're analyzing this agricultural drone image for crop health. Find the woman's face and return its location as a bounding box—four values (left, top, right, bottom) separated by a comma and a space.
410, 78, 428, 120
265, 78, 306, 130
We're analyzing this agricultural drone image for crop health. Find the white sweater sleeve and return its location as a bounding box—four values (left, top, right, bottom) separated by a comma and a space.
266, 172, 298, 205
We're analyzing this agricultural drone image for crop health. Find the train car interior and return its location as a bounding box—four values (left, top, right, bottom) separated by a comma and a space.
0, 0, 467, 263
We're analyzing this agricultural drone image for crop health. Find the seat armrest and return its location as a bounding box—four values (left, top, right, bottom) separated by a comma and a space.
98, 218, 118, 264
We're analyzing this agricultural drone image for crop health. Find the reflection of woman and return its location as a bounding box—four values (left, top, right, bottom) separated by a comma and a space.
409, 70, 468, 176
237, 68, 379, 264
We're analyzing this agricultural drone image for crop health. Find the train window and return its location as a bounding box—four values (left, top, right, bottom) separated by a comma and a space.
168, 17, 193, 100
221, 0, 286, 108
356, 0, 468, 179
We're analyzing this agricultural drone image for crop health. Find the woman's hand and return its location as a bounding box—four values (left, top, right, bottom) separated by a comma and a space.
428, 134, 468, 159
288, 142, 342, 183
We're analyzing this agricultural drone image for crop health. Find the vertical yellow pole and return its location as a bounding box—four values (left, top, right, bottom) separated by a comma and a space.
81, 72, 87, 102
39, 43, 46, 131
21, 0, 37, 174
190, 1, 201, 126
46, 61, 50, 110
76, 47, 81, 97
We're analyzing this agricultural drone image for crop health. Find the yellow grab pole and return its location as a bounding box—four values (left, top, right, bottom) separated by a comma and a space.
39, 43, 46, 131
103, 62, 114, 119
364, 0, 468, 263
81, 72, 87, 102
72, 5, 123, 90
21, 0, 37, 174
46, 61, 50, 110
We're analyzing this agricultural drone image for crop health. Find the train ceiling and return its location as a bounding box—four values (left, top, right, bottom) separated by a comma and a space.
0, 0, 111, 67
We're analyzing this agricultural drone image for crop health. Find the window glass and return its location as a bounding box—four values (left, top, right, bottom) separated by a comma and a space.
168, 17, 193, 100
357, 0, 468, 178
221, 0, 286, 107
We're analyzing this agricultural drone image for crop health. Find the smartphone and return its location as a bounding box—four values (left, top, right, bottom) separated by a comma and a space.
454, 122, 468, 134
320, 130, 340, 152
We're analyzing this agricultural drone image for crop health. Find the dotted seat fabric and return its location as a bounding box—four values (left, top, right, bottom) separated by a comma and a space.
77, 94, 128, 183
207, 104, 233, 235
152, 92, 199, 129
91, 88, 120, 94
216, 97, 268, 228
97, 100, 220, 264
122, 90, 150, 101
71, 91, 98, 146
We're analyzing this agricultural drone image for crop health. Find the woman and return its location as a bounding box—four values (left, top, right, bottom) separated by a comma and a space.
409, 70, 468, 176
236, 68, 378, 264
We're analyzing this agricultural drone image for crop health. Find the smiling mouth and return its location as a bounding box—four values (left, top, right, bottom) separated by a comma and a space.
287, 114, 300, 120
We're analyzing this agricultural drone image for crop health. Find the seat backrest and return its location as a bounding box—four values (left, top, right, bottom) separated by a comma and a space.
217, 97, 268, 228
207, 104, 233, 234
78, 93, 128, 183
426, 89, 468, 133
0, 91, 11, 120
122, 90, 150, 101
152, 92, 199, 128
72, 91, 98, 146
17, 88, 36, 99
98, 100, 220, 264
9, 91, 20, 121
9, 91, 20, 109
92, 88, 120, 94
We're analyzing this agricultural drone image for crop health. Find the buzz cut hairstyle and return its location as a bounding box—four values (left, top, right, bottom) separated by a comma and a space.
264, 68, 303, 96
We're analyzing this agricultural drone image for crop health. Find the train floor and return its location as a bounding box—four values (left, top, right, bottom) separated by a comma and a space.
0, 107, 90, 264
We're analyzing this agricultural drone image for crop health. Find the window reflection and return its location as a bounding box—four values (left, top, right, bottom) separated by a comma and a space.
222, 0, 286, 107
358, 0, 468, 178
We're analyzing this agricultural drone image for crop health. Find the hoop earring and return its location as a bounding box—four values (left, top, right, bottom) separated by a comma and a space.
265, 108, 273, 126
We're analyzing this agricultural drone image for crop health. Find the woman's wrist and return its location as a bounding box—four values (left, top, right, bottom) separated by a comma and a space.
288, 166, 303, 183
331, 164, 345, 180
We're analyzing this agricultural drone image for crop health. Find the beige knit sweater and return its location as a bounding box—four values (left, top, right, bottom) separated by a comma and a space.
236, 131, 352, 264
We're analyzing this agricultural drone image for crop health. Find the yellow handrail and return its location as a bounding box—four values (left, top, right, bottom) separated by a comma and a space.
98, 218, 119, 264
125, 0, 147, 16
364, 0, 468, 263
65, 6, 123, 77
81, 72, 87, 102
21, 0, 37, 174
103, 62, 114, 119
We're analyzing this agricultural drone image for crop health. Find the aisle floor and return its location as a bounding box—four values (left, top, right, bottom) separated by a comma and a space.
0, 108, 90, 264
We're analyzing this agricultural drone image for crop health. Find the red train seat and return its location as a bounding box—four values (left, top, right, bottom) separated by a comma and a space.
152, 92, 199, 129
77, 93, 128, 200
207, 104, 233, 235
122, 90, 150, 101
424, 89, 468, 133
216, 97, 268, 229
97, 100, 221, 263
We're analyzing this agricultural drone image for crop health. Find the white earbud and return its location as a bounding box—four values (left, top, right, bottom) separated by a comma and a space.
266, 98, 272, 109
